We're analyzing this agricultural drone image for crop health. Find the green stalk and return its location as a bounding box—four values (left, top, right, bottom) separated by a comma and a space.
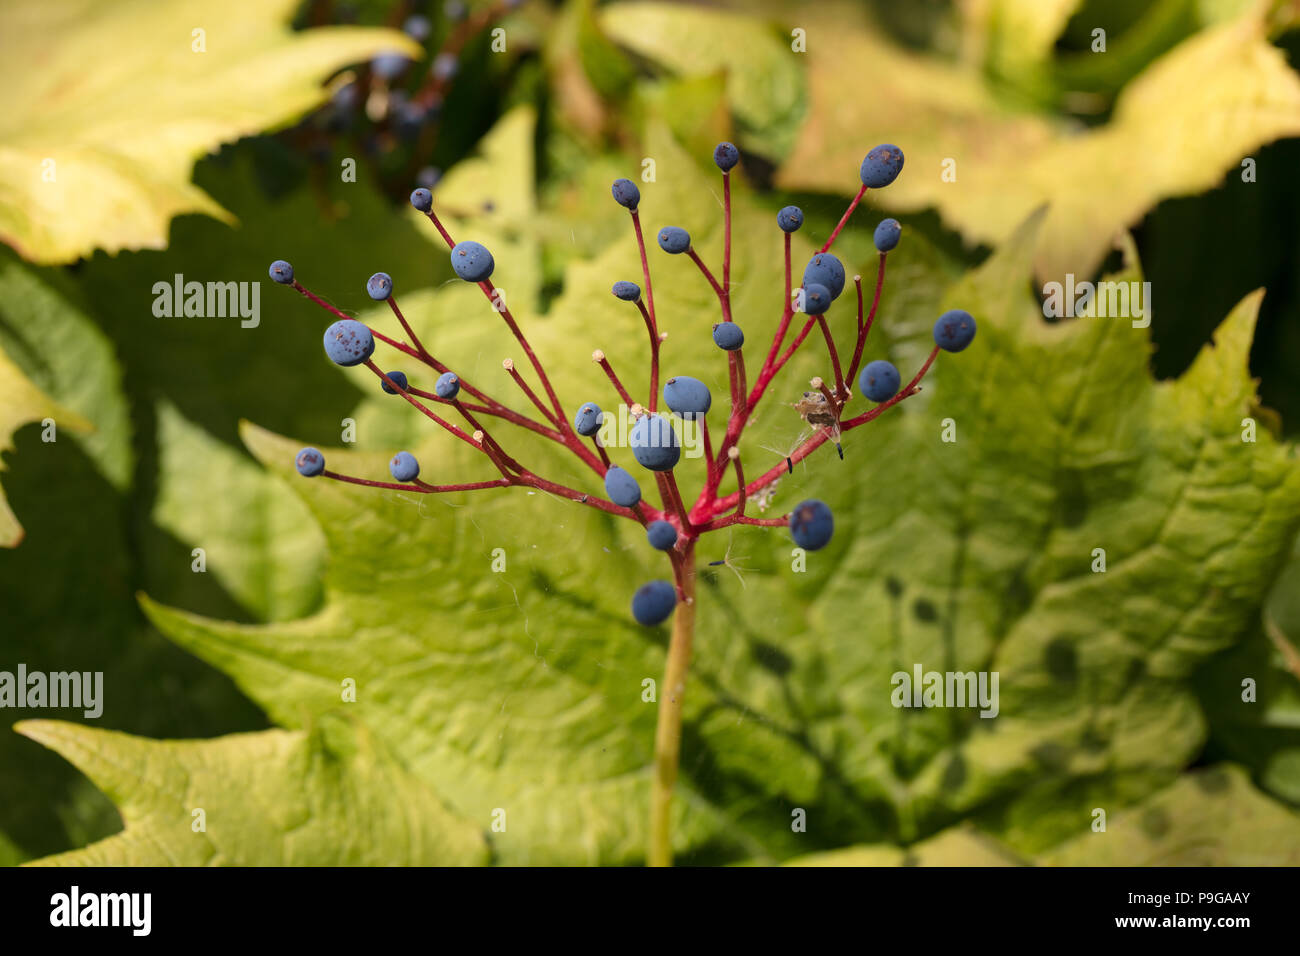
648, 540, 697, 867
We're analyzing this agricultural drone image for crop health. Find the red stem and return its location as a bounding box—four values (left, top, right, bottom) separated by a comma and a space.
386, 295, 430, 359
686, 249, 730, 321
504, 360, 561, 426
722, 173, 732, 309
323, 471, 509, 493
731, 452, 746, 517
597, 354, 636, 409
366, 362, 479, 450
656, 471, 693, 531
408, 388, 561, 441
816, 316, 846, 403
700, 513, 788, 531
631, 210, 659, 334
847, 254, 887, 389
421, 209, 456, 249
635, 298, 661, 412
479, 281, 568, 426
820, 184, 868, 253
783, 231, 792, 305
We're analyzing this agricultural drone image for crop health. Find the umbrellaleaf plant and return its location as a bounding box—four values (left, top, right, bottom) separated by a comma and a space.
269, 139, 978, 865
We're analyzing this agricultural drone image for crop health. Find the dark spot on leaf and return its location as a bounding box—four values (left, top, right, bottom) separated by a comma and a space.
1081, 725, 1108, 752
1194, 768, 1230, 794
885, 576, 903, 598
1054, 468, 1088, 528
1140, 807, 1170, 838
913, 598, 937, 622
1045, 638, 1078, 683
1029, 742, 1071, 771
750, 640, 793, 677
1004, 567, 1031, 616
941, 753, 966, 791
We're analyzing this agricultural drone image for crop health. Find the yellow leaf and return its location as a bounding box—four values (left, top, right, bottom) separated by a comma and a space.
0, 0, 419, 264
778, 5, 1300, 280
958, 0, 1084, 78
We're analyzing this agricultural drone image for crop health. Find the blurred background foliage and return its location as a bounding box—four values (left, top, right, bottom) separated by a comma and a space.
1, 0, 1299, 864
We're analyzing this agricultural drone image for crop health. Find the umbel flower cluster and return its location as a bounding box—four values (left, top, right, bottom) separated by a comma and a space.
268, 142, 976, 627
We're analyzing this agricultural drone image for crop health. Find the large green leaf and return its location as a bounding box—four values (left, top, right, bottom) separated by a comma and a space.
18, 718, 487, 866
599, 1, 807, 160
0, 0, 419, 264
23, 115, 1300, 865
1040, 764, 1300, 865
785, 764, 1300, 865
1194, 532, 1300, 805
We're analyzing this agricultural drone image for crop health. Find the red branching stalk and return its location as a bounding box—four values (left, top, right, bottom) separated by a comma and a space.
279, 151, 961, 870
366, 362, 479, 449
477, 280, 569, 426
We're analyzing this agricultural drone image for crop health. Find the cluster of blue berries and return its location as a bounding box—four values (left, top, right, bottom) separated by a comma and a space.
297, 1, 524, 198
270, 134, 977, 628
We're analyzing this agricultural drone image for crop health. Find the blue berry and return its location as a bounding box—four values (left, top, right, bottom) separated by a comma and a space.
444, 0, 467, 20
366, 272, 393, 300
410, 187, 433, 212
630, 415, 681, 472
858, 360, 900, 402
777, 206, 804, 233
712, 322, 744, 351
933, 309, 977, 352
323, 319, 375, 367
646, 520, 678, 551
713, 142, 740, 171
612, 280, 641, 302
663, 376, 711, 416
657, 226, 691, 255
403, 14, 432, 41
632, 580, 677, 626
573, 402, 603, 436
269, 260, 294, 284
389, 451, 420, 482
394, 102, 428, 139
371, 52, 410, 80
435, 372, 460, 399
604, 466, 641, 507
860, 144, 905, 188
803, 283, 832, 315
381, 370, 409, 395
611, 178, 640, 209
803, 253, 845, 299
432, 53, 459, 82
450, 240, 494, 282
874, 218, 901, 252
789, 499, 834, 551
331, 84, 359, 112
295, 447, 325, 477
